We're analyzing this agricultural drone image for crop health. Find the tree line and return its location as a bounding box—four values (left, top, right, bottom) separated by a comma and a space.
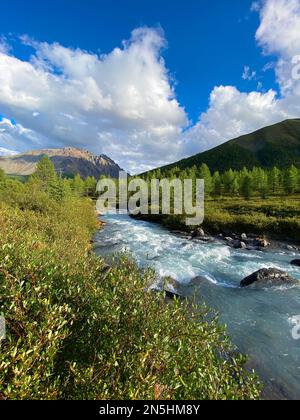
142, 164, 300, 199
1, 156, 299, 202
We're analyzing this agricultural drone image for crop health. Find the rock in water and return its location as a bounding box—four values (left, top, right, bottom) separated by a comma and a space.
233, 240, 247, 249
225, 237, 234, 243
240, 268, 298, 288
291, 259, 300, 267
191, 228, 205, 238
254, 237, 270, 248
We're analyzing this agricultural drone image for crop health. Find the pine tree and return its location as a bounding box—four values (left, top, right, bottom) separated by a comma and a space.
269, 167, 281, 194
284, 165, 298, 194
84, 176, 97, 197
232, 176, 240, 196
240, 175, 253, 200
72, 174, 85, 196
198, 164, 213, 196
48, 178, 67, 202
256, 168, 269, 198
31, 156, 57, 190
222, 169, 235, 194
212, 171, 222, 196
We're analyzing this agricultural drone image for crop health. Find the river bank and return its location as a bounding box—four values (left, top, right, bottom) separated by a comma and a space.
94, 213, 300, 400
131, 195, 300, 244
132, 213, 300, 258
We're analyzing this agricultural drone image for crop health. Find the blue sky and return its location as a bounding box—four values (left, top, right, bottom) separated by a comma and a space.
0, 0, 300, 172
0, 0, 276, 122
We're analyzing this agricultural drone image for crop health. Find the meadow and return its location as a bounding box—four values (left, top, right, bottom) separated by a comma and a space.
152, 195, 300, 242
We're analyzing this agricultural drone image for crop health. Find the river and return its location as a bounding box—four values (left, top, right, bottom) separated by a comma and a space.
93, 213, 300, 400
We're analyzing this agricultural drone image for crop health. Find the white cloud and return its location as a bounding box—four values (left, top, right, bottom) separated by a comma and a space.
0, 36, 11, 54
183, 0, 300, 159
256, 0, 300, 95
0, 28, 187, 172
251, 1, 262, 12
183, 86, 287, 155
0, 147, 18, 156
242, 65, 257, 81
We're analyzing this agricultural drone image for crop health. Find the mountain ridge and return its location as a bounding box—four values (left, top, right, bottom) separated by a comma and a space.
0, 147, 123, 179
153, 119, 300, 174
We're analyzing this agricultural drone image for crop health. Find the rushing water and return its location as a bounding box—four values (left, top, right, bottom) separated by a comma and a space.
94, 213, 300, 399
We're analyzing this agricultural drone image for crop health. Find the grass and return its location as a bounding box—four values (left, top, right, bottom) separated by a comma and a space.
203, 195, 300, 241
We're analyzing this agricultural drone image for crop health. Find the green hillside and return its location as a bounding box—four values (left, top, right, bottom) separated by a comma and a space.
157, 119, 300, 174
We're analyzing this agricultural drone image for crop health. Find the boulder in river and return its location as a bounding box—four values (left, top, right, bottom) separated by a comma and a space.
225, 237, 234, 243
286, 245, 296, 251
233, 240, 247, 249
191, 228, 205, 238
240, 268, 298, 288
291, 259, 300, 267
254, 237, 270, 248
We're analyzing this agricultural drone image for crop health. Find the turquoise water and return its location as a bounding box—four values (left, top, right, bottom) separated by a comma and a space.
94, 213, 300, 399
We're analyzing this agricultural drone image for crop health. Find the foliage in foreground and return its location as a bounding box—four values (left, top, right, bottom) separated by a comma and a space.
0, 162, 261, 400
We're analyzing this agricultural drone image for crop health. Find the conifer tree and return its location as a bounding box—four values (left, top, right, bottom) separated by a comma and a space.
240, 175, 253, 200
31, 156, 57, 191
284, 165, 298, 194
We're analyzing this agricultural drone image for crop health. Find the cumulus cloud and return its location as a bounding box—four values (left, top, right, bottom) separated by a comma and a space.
184, 0, 300, 158
0, 28, 187, 172
183, 86, 286, 155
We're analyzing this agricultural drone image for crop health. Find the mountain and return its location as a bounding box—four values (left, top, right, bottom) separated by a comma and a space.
157, 119, 300, 174
0, 147, 123, 179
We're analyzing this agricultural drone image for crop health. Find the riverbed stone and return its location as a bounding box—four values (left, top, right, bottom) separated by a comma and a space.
225, 237, 234, 243
254, 238, 270, 248
233, 240, 247, 249
246, 245, 260, 251
240, 268, 298, 288
196, 236, 213, 242
291, 259, 300, 267
191, 228, 205, 238
286, 245, 296, 251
